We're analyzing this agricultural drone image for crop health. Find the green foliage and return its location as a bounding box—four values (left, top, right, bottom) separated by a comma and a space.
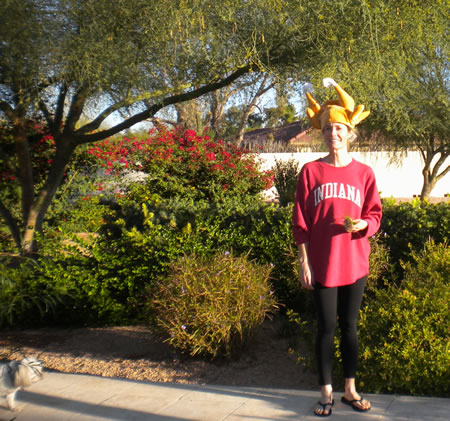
152, 251, 277, 360
366, 233, 394, 291
97, 192, 297, 308
380, 199, 449, 276
0, 258, 66, 328
286, 238, 449, 397
272, 158, 300, 207
358, 240, 449, 396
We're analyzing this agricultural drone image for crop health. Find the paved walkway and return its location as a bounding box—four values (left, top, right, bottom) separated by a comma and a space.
1, 372, 448, 421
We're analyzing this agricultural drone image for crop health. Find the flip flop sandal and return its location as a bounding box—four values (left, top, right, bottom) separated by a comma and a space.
341, 396, 371, 412
314, 399, 334, 417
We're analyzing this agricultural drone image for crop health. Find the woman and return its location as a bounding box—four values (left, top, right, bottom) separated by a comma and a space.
292, 78, 382, 417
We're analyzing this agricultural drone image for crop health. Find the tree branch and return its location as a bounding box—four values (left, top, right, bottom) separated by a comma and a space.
64, 85, 89, 134
435, 163, 449, 182
77, 64, 252, 144
53, 84, 68, 134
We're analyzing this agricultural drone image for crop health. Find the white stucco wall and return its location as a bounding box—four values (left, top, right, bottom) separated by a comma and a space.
258, 151, 450, 199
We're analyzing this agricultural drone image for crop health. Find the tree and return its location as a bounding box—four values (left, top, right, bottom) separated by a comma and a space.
302, 0, 449, 200
365, 1, 449, 200
228, 73, 275, 145
0, 0, 313, 255
263, 84, 297, 128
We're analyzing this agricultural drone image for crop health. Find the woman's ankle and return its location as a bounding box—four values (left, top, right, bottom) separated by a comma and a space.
344, 378, 359, 399
320, 384, 333, 403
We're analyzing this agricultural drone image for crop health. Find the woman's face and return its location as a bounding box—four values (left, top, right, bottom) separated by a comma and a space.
322, 122, 350, 151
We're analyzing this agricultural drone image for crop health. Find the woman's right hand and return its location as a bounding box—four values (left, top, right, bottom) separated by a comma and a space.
299, 259, 315, 290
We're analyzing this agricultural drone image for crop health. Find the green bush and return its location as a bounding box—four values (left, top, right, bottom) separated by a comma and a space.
380, 199, 449, 276
366, 233, 394, 291
50, 221, 184, 325
358, 240, 449, 396
98, 193, 299, 306
272, 158, 300, 207
0, 258, 67, 328
152, 251, 278, 360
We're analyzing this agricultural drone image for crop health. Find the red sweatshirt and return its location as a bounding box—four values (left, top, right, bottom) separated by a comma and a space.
292, 158, 382, 287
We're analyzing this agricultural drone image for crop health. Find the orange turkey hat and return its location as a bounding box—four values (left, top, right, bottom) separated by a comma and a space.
303, 78, 370, 130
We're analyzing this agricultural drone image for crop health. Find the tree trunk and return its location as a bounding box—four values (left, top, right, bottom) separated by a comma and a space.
0, 200, 21, 250
12, 114, 34, 224
419, 172, 436, 202
419, 145, 450, 202
21, 140, 75, 256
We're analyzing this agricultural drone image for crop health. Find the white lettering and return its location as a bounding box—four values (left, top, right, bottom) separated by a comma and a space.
314, 185, 324, 206
313, 183, 362, 208
325, 183, 333, 199
347, 185, 355, 202
355, 189, 361, 207
338, 183, 347, 199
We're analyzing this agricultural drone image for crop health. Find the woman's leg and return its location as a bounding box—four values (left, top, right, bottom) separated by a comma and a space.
337, 276, 371, 410
313, 285, 338, 415
314, 285, 338, 386
337, 276, 366, 380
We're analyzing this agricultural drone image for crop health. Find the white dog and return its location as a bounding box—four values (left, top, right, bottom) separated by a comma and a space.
0, 357, 44, 411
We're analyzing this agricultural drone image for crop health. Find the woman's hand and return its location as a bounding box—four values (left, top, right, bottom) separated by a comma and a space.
299, 259, 315, 290
298, 243, 314, 290
344, 218, 368, 233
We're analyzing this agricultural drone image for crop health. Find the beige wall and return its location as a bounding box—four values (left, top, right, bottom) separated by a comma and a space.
259, 152, 450, 199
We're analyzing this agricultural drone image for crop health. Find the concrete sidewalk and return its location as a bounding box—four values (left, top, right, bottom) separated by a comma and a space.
1, 372, 448, 421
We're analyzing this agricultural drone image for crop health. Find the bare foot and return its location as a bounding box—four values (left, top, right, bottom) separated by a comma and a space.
314, 386, 334, 416
314, 400, 334, 417
341, 394, 371, 411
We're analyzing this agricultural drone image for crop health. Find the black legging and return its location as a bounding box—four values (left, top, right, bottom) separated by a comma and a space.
313, 276, 367, 386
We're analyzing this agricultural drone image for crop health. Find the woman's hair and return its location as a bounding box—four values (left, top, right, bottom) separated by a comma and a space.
348, 127, 359, 143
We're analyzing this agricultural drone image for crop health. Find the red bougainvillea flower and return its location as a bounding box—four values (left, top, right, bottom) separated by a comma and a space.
84, 125, 273, 193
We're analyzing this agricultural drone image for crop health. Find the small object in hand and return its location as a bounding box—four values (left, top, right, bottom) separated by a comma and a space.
344, 216, 355, 231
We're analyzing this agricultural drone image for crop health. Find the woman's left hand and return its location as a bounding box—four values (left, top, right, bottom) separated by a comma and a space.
345, 218, 368, 233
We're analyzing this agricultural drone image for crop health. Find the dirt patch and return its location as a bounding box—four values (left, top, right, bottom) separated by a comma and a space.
0, 319, 317, 390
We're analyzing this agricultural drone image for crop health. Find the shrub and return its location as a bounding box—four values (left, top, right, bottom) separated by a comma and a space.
358, 240, 450, 396
366, 233, 394, 291
380, 199, 449, 276
272, 158, 300, 206
88, 126, 274, 201
152, 251, 278, 360
98, 191, 300, 306
52, 221, 183, 325
0, 258, 67, 328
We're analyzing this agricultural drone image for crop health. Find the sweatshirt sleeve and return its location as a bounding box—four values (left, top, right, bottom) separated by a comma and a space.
292, 165, 311, 245
360, 168, 382, 238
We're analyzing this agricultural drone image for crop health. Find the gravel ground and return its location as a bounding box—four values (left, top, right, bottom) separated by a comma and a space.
0, 319, 317, 390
